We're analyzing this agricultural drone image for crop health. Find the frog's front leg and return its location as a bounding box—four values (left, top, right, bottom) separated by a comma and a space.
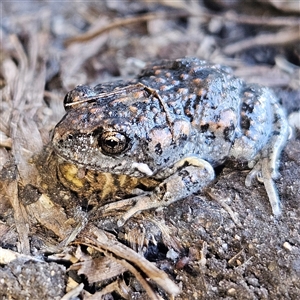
104, 157, 215, 227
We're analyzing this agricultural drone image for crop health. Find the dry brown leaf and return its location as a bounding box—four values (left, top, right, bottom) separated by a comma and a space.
72, 257, 127, 283
26, 194, 73, 240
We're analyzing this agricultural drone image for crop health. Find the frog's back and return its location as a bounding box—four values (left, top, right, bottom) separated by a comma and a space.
138, 58, 244, 165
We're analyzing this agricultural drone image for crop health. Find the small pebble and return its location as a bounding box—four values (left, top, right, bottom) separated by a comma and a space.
283, 241, 292, 251
166, 248, 179, 260
227, 288, 236, 296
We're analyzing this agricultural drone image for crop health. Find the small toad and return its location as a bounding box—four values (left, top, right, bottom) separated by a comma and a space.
52, 58, 289, 226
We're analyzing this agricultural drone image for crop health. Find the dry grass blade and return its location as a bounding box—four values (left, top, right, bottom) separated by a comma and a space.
2, 27, 48, 255
7, 33, 45, 185
65, 8, 300, 46
117, 259, 162, 300
6, 181, 30, 254
223, 27, 300, 55
64, 11, 190, 46
222, 11, 300, 26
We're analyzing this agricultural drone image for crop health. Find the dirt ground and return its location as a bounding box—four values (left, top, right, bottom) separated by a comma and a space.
0, 1, 300, 299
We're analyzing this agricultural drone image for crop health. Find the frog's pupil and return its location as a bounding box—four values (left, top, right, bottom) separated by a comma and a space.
106, 138, 118, 148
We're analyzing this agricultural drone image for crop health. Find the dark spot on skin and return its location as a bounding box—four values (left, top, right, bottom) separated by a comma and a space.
273, 113, 280, 123
223, 124, 235, 142
155, 143, 162, 155
179, 169, 189, 177
209, 132, 216, 140
200, 124, 209, 132
180, 134, 188, 141
194, 69, 210, 80
163, 157, 170, 164
157, 182, 167, 195
177, 160, 189, 171
242, 102, 254, 113
82, 112, 92, 123
213, 114, 221, 122
200, 94, 209, 102
204, 132, 216, 144
184, 108, 194, 122
178, 169, 196, 192
171, 60, 184, 70
241, 116, 251, 130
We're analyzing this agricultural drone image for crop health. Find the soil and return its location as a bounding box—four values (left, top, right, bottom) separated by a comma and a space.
0, 1, 299, 300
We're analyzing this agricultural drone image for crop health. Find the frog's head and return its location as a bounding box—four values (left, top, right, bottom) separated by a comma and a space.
52, 110, 143, 177
52, 84, 191, 177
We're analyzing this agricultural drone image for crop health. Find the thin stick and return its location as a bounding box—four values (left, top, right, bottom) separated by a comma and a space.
224, 27, 300, 55
65, 10, 300, 46
65, 11, 190, 46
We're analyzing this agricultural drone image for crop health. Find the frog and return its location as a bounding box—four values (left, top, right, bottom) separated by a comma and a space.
51, 57, 289, 226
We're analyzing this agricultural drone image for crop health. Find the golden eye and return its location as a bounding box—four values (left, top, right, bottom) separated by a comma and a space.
99, 131, 129, 155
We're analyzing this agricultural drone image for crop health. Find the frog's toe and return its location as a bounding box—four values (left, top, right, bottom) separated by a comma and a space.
245, 163, 262, 186
245, 170, 256, 186
262, 175, 281, 217
117, 195, 159, 227
245, 158, 281, 217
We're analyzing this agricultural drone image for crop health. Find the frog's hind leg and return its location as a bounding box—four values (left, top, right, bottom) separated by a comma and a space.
245, 96, 290, 216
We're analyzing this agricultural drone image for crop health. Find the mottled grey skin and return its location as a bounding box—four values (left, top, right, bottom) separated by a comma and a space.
52, 58, 289, 225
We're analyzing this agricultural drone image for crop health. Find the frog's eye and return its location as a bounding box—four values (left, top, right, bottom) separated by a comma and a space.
99, 131, 129, 155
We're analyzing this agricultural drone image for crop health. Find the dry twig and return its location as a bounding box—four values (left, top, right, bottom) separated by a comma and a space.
65, 10, 300, 46
223, 27, 300, 55
64, 11, 190, 46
